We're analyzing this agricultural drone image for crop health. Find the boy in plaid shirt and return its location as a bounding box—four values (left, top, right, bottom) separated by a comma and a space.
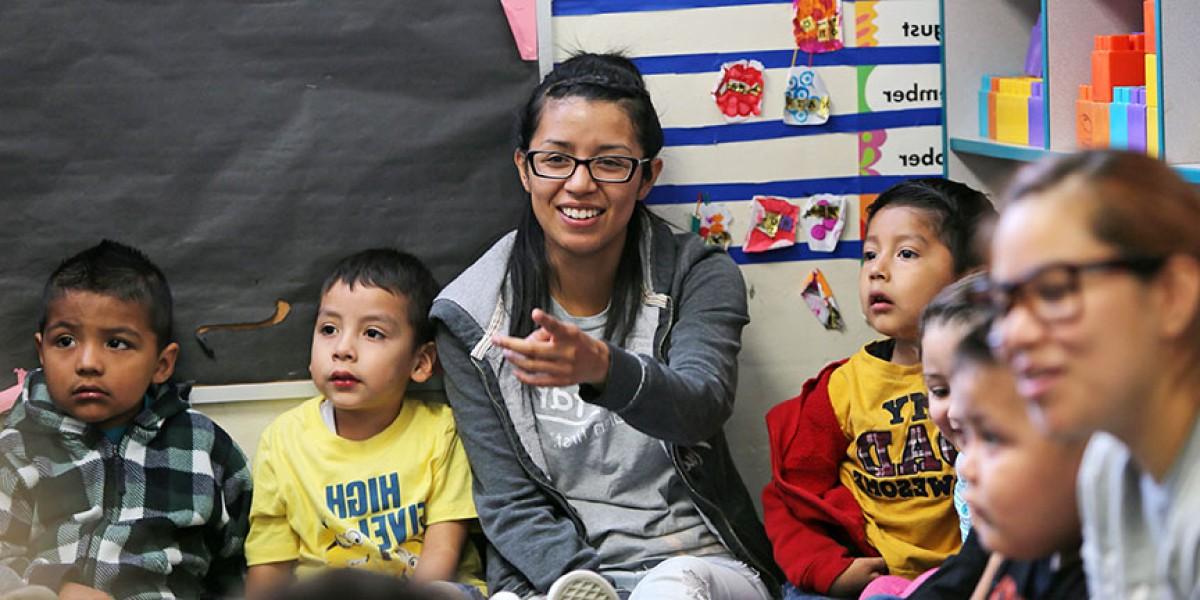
0, 240, 252, 600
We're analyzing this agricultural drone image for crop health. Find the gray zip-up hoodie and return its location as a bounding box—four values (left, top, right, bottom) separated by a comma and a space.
431, 216, 783, 597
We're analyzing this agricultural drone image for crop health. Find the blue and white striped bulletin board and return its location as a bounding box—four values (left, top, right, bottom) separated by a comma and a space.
545, 0, 945, 506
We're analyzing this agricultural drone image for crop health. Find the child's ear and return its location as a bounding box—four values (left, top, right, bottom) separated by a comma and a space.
409, 341, 437, 384
152, 342, 180, 385
33, 332, 44, 366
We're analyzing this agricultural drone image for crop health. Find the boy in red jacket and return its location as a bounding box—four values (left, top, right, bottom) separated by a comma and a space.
763, 180, 994, 598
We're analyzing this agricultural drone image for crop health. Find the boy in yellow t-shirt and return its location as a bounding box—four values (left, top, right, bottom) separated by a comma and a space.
763, 179, 996, 598
245, 249, 485, 600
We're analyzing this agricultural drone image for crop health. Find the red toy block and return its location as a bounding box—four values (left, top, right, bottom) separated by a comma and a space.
1091, 33, 1146, 103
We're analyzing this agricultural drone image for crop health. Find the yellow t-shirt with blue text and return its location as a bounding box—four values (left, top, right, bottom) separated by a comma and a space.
831, 341, 961, 579
245, 395, 484, 593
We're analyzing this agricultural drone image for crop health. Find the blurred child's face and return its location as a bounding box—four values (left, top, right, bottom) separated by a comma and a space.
921, 321, 966, 446
955, 361, 1084, 559
860, 206, 957, 342
35, 291, 178, 430
310, 282, 434, 415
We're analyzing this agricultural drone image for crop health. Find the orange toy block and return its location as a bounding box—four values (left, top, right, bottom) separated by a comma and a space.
1144, 0, 1156, 50
1091, 34, 1146, 103
988, 80, 998, 139
1076, 85, 1110, 149
1076, 85, 1094, 148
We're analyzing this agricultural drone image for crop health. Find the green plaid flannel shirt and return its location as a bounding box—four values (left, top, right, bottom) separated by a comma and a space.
0, 369, 252, 599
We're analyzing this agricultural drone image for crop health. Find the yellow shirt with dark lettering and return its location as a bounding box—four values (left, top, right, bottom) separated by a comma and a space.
830, 341, 960, 578
246, 396, 484, 593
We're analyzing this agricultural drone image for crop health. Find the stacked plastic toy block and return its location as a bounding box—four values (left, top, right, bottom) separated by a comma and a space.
1076, 1, 1158, 155
977, 13, 1045, 148
979, 76, 1044, 147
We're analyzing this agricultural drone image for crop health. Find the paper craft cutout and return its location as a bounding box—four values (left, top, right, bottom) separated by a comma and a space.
713, 60, 765, 121
793, 0, 844, 54
691, 194, 734, 249
802, 195, 847, 251
858, 129, 888, 175
855, 1, 880, 47
802, 269, 845, 331
501, 0, 538, 61
0, 368, 27, 413
195, 299, 292, 359
783, 65, 831, 126
743, 196, 800, 253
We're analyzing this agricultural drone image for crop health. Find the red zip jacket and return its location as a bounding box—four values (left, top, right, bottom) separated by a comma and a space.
762, 359, 879, 594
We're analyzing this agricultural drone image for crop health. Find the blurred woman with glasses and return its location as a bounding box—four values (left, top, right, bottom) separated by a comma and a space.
987, 150, 1200, 598
431, 53, 781, 600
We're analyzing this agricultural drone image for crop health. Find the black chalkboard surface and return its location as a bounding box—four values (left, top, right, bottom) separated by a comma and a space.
0, 1, 538, 386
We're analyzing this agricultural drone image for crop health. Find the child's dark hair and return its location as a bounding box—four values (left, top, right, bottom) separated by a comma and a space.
39, 240, 173, 350
921, 272, 994, 336
509, 52, 664, 344
952, 320, 999, 374
866, 178, 997, 275
321, 249, 440, 345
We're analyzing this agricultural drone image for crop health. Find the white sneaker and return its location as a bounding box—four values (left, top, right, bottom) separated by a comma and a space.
489, 593, 525, 600
547, 570, 619, 600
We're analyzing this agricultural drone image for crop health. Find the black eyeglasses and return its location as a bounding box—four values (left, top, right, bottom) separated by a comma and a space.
524, 150, 650, 184
986, 256, 1165, 323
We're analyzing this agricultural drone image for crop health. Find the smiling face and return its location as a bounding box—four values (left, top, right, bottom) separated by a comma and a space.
515, 97, 662, 266
36, 291, 178, 429
309, 282, 434, 417
954, 361, 1084, 559
921, 320, 968, 446
990, 182, 1160, 440
860, 206, 957, 342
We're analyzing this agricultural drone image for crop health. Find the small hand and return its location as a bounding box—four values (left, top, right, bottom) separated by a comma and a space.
492, 309, 610, 387
59, 583, 115, 600
827, 557, 887, 598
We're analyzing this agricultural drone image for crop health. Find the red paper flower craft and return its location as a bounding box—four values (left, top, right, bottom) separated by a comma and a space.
713, 60, 765, 119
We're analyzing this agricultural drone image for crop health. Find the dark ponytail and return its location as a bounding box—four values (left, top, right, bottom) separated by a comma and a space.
507, 53, 663, 344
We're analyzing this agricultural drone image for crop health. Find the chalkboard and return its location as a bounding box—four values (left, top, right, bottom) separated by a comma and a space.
0, 1, 539, 386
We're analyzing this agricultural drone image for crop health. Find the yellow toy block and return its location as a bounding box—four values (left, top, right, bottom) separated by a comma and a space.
996, 77, 1034, 145
1145, 53, 1158, 107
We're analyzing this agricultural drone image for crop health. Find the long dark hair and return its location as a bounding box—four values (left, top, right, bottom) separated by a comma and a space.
507, 53, 664, 344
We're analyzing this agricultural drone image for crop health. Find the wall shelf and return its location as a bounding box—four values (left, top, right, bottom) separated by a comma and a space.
1172, 165, 1200, 185
948, 137, 1056, 163
941, 0, 1200, 194
950, 137, 1200, 185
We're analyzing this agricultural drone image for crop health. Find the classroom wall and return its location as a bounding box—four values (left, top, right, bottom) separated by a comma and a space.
199, 0, 947, 509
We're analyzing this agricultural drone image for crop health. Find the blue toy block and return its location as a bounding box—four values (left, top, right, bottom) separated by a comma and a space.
979, 75, 993, 138
1109, 87, 1130, 150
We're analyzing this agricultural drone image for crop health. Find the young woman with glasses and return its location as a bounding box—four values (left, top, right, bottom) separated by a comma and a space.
987, 150, 1200, 598
431, 53, 782, 600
